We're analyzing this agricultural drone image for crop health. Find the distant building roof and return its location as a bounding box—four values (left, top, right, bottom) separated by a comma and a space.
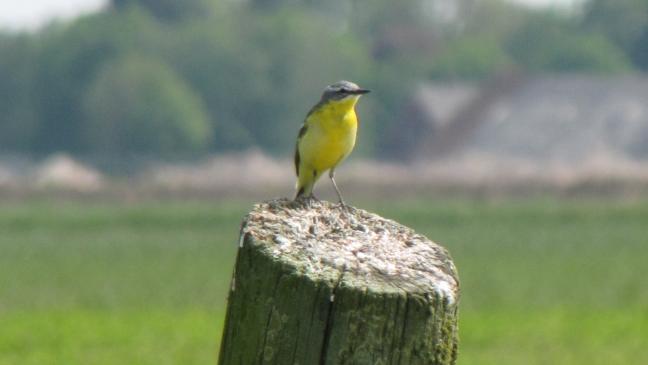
465, 75, 648, 162
405, 74, 648, 162
413, 83, 478, 129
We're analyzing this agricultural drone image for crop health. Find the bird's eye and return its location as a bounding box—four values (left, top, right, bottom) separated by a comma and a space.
338, 88, 348, 94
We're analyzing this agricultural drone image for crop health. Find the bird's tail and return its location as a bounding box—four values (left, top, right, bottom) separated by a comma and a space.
295, 181, 314, 200
294, 170, 317, 200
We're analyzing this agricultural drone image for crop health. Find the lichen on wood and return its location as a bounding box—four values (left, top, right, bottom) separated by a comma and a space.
218, 198, 460, 365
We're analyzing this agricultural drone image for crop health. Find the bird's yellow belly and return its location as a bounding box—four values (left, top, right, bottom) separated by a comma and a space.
300, 113, 357, 173
309, 131, 355, 171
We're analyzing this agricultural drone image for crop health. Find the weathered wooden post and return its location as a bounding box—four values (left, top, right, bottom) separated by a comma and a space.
218, 199, 460, 365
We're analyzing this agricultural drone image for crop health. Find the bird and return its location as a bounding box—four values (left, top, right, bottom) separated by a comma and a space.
294, 80, 370, 205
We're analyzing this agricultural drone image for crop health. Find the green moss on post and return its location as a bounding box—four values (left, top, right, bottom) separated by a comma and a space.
218, 199, 460, 365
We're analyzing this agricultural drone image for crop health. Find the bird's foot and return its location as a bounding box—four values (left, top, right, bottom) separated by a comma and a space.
335, 200, 353, 213
297, 194, 319, 208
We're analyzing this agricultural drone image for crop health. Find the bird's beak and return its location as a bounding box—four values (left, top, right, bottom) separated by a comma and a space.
350, 88, 371, 95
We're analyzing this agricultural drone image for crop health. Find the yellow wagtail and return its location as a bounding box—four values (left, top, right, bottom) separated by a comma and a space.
294, 80, 370, 204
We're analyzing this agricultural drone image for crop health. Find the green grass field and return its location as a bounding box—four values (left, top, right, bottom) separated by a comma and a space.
0, 198, 646, 364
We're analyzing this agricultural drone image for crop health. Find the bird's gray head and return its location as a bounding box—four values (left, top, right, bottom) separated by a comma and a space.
320, 80, 370, 102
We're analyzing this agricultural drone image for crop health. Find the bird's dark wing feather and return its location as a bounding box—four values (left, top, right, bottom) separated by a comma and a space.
294, 100, 323, 176
294, 123, 308, 176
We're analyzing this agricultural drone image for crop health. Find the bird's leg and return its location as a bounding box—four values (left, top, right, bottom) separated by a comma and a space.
329, 169, 346, 207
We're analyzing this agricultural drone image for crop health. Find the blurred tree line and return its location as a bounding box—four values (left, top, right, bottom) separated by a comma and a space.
0, 0, 645, 160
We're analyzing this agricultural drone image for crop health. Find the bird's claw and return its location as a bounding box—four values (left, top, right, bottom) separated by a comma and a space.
301, 195, 319, 208
336, 200, 352, 212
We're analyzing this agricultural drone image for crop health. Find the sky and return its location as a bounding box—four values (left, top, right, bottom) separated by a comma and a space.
0, 0, 107, 31
0, 0, 583, 31
511, 0, 582, 7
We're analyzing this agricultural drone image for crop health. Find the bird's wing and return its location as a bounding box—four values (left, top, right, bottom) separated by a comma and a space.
294, 123, 308, 176
294, 101, 324, 176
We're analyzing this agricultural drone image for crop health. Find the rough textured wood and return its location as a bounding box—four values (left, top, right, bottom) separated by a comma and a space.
218, 199, 460, 365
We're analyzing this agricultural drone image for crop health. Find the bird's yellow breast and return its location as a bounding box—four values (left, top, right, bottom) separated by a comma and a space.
299, 97, 359, 173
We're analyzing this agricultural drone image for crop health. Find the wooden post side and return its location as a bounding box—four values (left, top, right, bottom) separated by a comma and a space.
218, 199, 460, 365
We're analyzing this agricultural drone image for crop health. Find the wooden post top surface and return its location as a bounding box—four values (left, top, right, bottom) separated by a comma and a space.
240, 198, 459, 305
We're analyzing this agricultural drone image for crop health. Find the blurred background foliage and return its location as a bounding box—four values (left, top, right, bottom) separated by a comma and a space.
0, 0, 646, 160
1, 3, 647, 364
